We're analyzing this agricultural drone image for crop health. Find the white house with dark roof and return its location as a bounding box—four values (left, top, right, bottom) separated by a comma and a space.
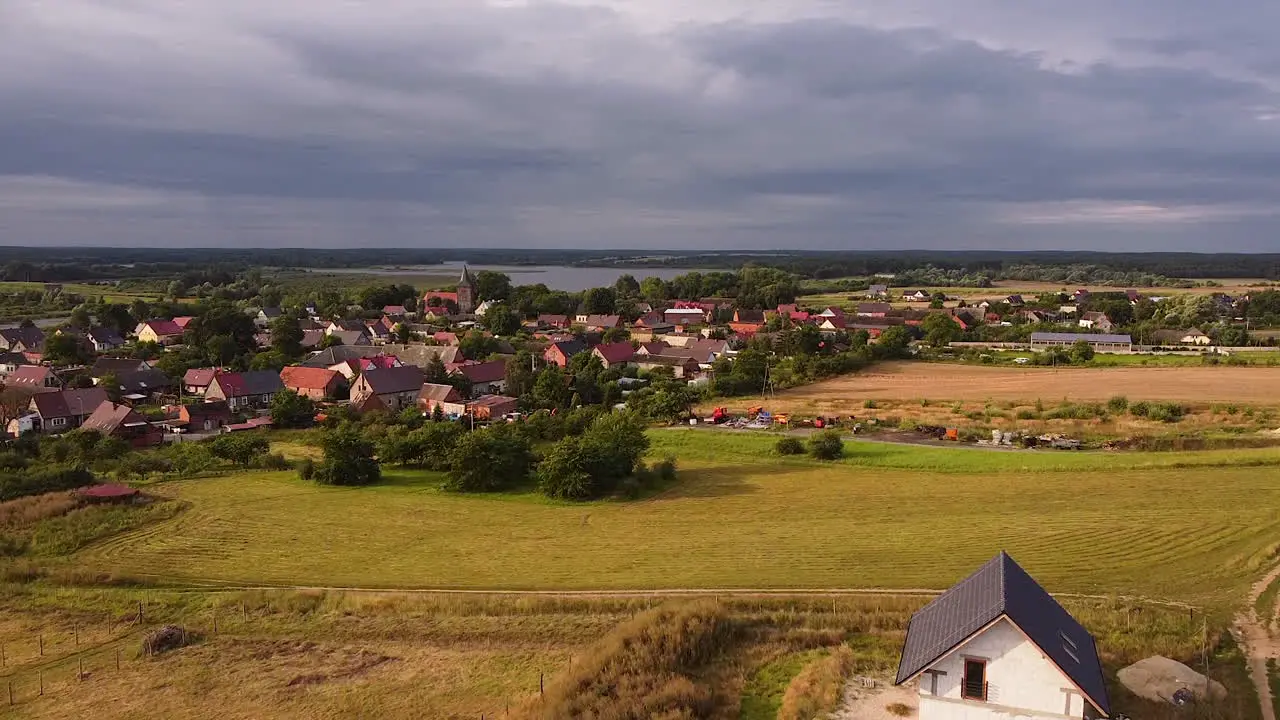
896, 552, 1110, 720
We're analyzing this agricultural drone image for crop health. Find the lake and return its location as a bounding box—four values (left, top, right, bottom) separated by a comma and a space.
309, 262, 716, 292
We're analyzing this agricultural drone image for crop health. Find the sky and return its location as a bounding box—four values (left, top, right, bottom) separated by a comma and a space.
2, 1, 1279, 251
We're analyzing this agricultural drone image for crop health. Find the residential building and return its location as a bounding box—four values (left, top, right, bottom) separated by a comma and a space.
418, 383, 466, 416
86, 327, 126, 352
172, 316, 196, 331
773, 304, 811, 322
182, 368, 220, 396
24, 388, 109, 434
135, 319, 185, 346
856, 303, 893, 317
205, 371, 284, 410
1029, 332, 1132, 353
350, 366, 427, 412
575, 314, 622, 330
867, 284, 889, 298
1151, 328, 1213, 346
537, 314, 570, 329
1005, 294, 1025, 307
633, 354, 700, 378
663, 308, 707, 326
256, 307, 282, 327
903, 290, 930, 302
592, 342, 635, 369
1078, 312, 1114, 332
895, 552, 1109, 720
8, 365, 62, 392
279, 366, 345, 401
81, 402, 162, 448
466, 394, 518, 421
450, 359, 507, 396
545, 339, 588, 368
0, 326, 45, 352
109, 368, 173, 403
0, 352, 28, 377
382, 305, 409, 318
177, 401, 233, 432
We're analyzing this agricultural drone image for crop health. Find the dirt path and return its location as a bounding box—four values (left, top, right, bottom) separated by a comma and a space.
1235, 563, 1280, 720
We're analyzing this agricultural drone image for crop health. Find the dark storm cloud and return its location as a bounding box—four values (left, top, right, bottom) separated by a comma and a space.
1, 1, 1278, 249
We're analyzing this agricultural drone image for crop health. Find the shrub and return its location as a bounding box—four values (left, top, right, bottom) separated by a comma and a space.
1146, 403, 1186, 423
778, 646, 856, 720
312, 428, 381, 487
253, 453, 291, 471
775, 437, 805, 456
296, 458, 315, 482
445, 425, 533, 493
862, 400, 878, 409
1129, 400, 1151, 417
807, 431, 845, 461
1107, 395, 1129, 413
0, 467, 96, 503
1015, 409, 1040, 420
208, 434, 269, 467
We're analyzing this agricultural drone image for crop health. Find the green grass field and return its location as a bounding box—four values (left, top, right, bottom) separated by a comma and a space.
68, 431, 1280, 609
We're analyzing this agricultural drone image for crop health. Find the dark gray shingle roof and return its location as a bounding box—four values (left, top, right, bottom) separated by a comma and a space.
894, 552, 1110, 716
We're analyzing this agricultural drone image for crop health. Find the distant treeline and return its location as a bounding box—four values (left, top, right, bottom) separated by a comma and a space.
1, 247, 1279, 282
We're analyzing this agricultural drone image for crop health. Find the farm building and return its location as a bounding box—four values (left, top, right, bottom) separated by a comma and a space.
1029, 332, 1132, 353
418, 383, 466, 416
176, 401, 233, 432
466, 394, 519, 421
592, 342, 635, 369
1151, 328, 1212, 346
895, 552, 1109, 720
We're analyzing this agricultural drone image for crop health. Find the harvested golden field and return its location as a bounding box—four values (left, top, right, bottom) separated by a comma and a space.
762, 362, 1280, 410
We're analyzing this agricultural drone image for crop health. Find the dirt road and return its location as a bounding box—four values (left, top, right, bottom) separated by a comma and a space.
1235, 564, 1280, 720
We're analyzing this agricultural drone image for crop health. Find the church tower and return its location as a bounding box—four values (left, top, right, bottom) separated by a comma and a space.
457, 265, 477, 314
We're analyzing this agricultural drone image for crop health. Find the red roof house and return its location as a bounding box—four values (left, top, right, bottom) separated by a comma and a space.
279, 366, 345, 401
591, 342, 635, 368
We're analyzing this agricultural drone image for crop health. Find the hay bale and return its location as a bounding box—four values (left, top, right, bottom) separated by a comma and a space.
1117, 656, 1227, 704
142, 624, 195, 656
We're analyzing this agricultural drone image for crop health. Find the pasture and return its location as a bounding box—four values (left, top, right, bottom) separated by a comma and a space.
67, 430, 1280, 608
760, 361, 1280, 410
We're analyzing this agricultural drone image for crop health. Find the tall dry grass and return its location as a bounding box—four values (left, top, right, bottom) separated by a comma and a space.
777, 645, 855, 720
0, 490, 80, 528
521, 599, 736, 720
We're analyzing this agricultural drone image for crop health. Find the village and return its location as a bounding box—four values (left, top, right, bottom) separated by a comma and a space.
2, 264, 1272, 450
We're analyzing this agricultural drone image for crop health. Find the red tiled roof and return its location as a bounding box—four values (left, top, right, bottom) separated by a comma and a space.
172, 316, 196, 329
280, 366, 341, 391
452, 359, 506, 384
592, 342, 634, 364
8, 365, 55, 388
78, 484, 139, 499
357, 355, 400, 371
183, 368, 219, 387
143, 319, 184, 337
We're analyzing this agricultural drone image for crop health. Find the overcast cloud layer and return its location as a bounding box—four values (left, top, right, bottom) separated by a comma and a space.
2, 1, 1279, 250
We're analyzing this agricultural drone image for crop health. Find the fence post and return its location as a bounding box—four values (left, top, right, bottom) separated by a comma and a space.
38, 634, 43, 657
213, 610, 218, 634
539, 672, 544, 697
7, 680, 11, 706
75, 623, 79, 647
138, 601, 144, 624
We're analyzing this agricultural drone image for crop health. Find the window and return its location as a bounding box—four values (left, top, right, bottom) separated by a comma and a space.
51, 417, 68, 427
962, 658, 987, 701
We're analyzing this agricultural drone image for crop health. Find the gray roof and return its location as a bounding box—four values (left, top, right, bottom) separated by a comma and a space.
1030, 332, 1132, 344
895, 552, 1110, 716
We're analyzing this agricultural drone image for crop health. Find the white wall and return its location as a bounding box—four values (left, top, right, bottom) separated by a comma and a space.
916, 618, 1088, 719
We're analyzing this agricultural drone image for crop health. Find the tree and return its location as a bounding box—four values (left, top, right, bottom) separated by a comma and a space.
205, 334, 240, 366
1069, 340, 1095, 364
424, 355, 448, 383
601, 326, 630, 344
319, 334, 343, 349
474, 271, 512, 302
395, 323, 414, 344
536, 437, 594, 500
874, 326, 912, 358
68, 305, 92, 329
479, 304, 520, 336
537, 412, 650, 500
532, 365, 571, 410
458, 331, 500, 361
614, 274, 640, 297
580, 287, 617, 315
270, 315, 304, 359
312, 427, 381, 486
98, 303, 135, 334
208, 434, 268, 467
270, 389, 315, 429
250, 350, 288, 371
131, 341, 162, 360
921, 313, 961, 348
444, 425, 533, 492
42, 333, 88, 366
639, 276, 668, 302
98, 372, 123, 403
431, 403, 445, 423
504, 351, 536, 398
